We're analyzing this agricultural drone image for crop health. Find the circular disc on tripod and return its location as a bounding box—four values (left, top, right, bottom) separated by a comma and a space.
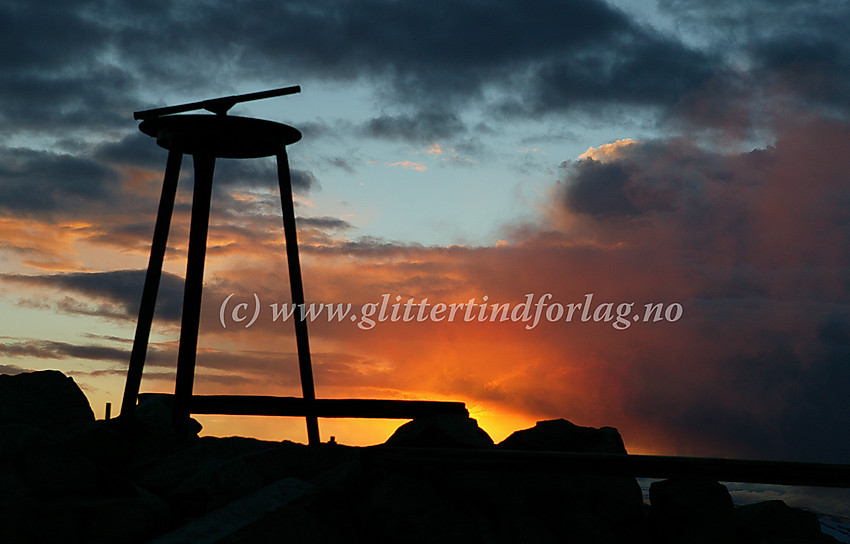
139, 114, 302, 158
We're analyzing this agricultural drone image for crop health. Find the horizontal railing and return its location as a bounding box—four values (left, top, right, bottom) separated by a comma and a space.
136, 393, 468, 419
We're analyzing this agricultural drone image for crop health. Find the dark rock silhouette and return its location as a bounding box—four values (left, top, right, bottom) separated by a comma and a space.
498, 418, 627, 453
383, 414, 494, 448
0, 370, 94, 428
649, 479, 735, 543
735, 499, 836, 543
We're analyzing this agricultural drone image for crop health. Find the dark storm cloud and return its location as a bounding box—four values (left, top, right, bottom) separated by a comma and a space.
126, 0, 644, 101
628, 311, 850, 464
658, 0, 850, 120
0, 2, 135, 130
4, 0, 846, 147
0, 0, 725, 140
0, 148, 120, 214
560, 138, 786, 226
95, 132, 169, 168
544, 118, 850, 462
201, 0, 717, 118
210, 159, 280, 193
211, 160, 318, 193
0, 336, 292, 384
0, 339, 128, 362
289, 169, 320, 192
525, 35, 714, 115
778, 315, 850, 463
362, 111, 468, 142
1, 337, 161, 369
2, 269, 185, 321
559, 141, 729, 219
562, 159, 642, 217
750, 34, 850, 115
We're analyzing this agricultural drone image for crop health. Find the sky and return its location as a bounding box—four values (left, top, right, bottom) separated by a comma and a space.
1, 0, 850, 471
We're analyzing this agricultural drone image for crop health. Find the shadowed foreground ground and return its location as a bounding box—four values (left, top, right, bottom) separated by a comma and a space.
0, 370, 841, 543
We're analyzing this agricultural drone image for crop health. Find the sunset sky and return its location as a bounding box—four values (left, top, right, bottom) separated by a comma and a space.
1, 0, 850, 466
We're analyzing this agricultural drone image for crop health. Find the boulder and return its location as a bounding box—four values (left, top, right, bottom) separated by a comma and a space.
735, 500, 833, 543
0, 370, 94, 429
649, 479, 735, 543
497, 418, 627, 454
383, 414, 494, 449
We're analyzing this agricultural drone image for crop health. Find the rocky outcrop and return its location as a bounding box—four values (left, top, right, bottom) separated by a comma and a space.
383, 414, 494, 449
0, 370, 94, 429
498, 418, 628, 454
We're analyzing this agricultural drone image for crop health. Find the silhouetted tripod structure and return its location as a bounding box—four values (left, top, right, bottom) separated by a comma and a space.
118, 86, 322, 442
120, 86, 466, 445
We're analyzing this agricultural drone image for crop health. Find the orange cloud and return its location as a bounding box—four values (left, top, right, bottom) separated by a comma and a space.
578, 138, 638, 161
387, 160, 427, 171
